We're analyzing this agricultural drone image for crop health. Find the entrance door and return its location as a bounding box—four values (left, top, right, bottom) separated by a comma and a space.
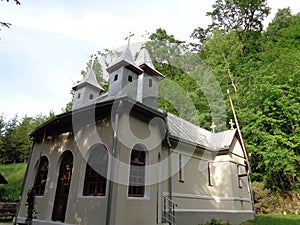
52, 151, 73, 222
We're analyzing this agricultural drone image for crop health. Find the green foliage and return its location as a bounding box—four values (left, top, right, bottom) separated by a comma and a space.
26, 187, 37, 224
0, 163, 27, 202
147, 28, 222, 129
199, 218, 231, 225
242, 214, 300, 225
191, 2, 300, 193
0, 114, 50, 164
252, 182, 278, 214
207, 0, 270, 32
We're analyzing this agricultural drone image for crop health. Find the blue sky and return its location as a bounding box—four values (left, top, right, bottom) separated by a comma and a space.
0, 0, 299, 119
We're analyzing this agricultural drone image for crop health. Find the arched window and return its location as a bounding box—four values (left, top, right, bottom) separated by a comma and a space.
34, 156, 49, 196
52, 151, 73, 222
128, 145, 146, 197
83, 144, 108, 196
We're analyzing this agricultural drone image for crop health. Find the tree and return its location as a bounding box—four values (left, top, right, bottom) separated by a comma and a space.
0, 114, 50, 164
207, 0, 270, 33
191, 0, 271, 56
147, 28, 227, 130
0, 0, 21, 31
191, 3, 300, 192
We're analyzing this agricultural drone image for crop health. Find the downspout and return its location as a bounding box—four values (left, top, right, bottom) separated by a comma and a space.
106, 100, 122, 225
164, 116, 173, 222
14, 137, 36, 225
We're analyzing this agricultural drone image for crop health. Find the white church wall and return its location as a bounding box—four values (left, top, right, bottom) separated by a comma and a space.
111, 113, 164, 225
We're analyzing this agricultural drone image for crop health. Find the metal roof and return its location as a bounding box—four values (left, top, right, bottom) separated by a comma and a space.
167, 113, 236, 151
72, 66, 104, 91
135, 47, 165, 80
106, 47, 143, 75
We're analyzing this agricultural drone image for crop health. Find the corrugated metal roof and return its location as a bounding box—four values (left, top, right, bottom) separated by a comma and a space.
167, 113, 236, 151
167, 113, 211, 148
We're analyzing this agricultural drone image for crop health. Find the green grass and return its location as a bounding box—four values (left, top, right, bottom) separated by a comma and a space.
0, 163, 27, 202
243, 214, 300, 225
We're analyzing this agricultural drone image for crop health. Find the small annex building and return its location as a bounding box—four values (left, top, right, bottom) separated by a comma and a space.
16, 45, 255, 225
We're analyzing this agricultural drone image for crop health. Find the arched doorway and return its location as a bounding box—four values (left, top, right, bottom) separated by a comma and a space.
52, 151, 73, 222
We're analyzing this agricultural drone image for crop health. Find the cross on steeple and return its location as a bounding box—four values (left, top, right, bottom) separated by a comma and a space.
142, 30, 150, 42
91, 53, 97, 68
229, 119, 235, 130
125, 32, 134, 47
210, 121, 216, 133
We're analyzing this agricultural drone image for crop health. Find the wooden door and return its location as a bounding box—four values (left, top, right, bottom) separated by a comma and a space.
52, 151, 73, 222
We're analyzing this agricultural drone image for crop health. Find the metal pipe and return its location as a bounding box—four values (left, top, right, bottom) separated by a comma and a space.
105, 101, 121, 225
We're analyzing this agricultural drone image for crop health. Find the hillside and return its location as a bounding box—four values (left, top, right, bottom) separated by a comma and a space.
0, 163, 27, 202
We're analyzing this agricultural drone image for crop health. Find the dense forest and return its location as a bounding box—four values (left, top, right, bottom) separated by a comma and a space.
0, 0, 299, 195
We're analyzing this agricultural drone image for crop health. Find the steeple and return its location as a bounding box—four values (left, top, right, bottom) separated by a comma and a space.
135, 46, 164, 109
72, 65, 104, 110
106, 47, 143, 100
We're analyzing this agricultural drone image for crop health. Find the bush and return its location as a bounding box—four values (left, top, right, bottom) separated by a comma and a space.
199, 218, 231, 225
252, 181, 278, 214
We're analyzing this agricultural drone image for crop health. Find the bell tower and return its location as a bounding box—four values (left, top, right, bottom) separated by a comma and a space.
72, 56, 104, 110
106, 47, 143, 100
135, 46, 164, 109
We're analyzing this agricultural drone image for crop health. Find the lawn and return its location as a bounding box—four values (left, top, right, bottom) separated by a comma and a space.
243, 214, 300, 225
0, 163, 27, 202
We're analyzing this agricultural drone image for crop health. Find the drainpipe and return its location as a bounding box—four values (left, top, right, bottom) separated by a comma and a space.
164, 116, 173, 222
14, 137, 36, 225
106, 101, 122, 225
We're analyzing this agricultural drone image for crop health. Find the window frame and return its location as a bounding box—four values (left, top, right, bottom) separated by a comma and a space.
178, 154, 184, 183
83, 144, 108, 197
128, 148, 146, 198
34, 155, 49, 196
208, 161, 213, 187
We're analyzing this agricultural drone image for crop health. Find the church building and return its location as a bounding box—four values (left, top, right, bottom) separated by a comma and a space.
16, 44, 255, 225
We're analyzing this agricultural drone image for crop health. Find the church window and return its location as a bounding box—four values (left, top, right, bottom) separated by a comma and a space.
114, 74, 118, 81
34, 156, 49, 196
208, 162, 213, 186
237, 164, 243, 188
128, 75, 132, 82
128, 147, 146, 197
83, 144, 108, 196
77, 93, 81, 99
178, 154, 184, 183
149, 79, 153, 88
89, 94, 94, 100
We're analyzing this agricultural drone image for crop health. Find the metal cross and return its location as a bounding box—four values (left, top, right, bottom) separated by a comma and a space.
229, 119, 235, 130
210, 121, 216, 133
125, 32, 134, 47
91, 53, 97, 68
141, 30, 150, 42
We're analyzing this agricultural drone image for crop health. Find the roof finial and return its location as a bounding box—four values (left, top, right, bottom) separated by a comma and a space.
91, 53, 97, 68
210, 121, 216, 133
229, 119, 235, 130
125, 31, 134, 47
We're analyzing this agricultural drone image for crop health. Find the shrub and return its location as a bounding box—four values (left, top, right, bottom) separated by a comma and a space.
199, 218, 231, 225
252, 181, 278, 214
